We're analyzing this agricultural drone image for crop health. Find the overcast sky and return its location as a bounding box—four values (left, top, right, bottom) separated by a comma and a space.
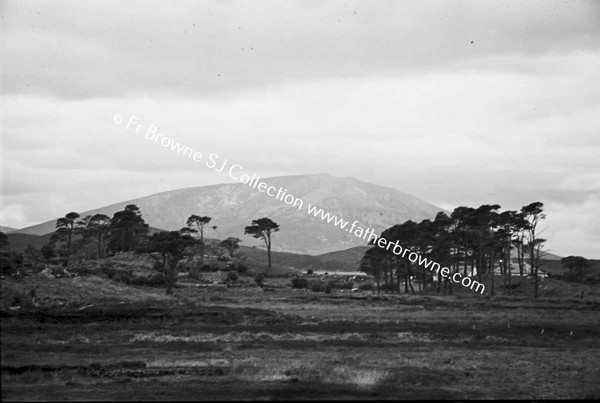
1, 0, 599, 258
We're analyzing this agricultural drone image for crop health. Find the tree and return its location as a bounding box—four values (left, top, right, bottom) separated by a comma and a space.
0, 232, 22, 274
561, 256, 590, 283
220, 237, 241, 258
75, 215, 94, 259
255, 273, 265, 288
186, 215, 214, 264
88, 214, 111, 258
23, 244, 41, 262
55, 212, 81, 265
108, 205, 148, 253
136, 230, 196, 295
521, 202, 546, 298
359, 246, 387, 293
41, 242, 56, 261
0, 232, 9, 250
244, 218, 279, 273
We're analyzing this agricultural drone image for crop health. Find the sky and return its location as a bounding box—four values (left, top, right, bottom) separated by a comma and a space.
1, 0, 599, 258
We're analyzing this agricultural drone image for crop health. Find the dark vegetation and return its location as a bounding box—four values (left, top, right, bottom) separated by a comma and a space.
360, 202, 579, 298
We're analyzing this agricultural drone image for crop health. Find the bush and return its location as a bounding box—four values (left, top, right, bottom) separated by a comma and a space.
255, 273, 265, 287
291, 277, 308, 289
112, 271, 131, 284
358, 283, 374, 291
227, 271, 239, 283
147, 272, 165, 286
100, 262, 117, 278
70, 264, 93, 276
3, 288, 34, 308
236, 263, 249, 274
309, 280, 323, 292
199, 263, 220, 272
306, 269, 314, 275
130, 276, 148, 286
0, 251, 23, 275
329, 280, 354, 290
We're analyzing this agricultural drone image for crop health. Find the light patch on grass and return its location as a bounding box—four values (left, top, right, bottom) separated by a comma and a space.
484, 335, 510, 343
235, 358, 389, 387
327, 366, 390, 387
396, 331, 432, 342
146, 358, 229, 368
130, 331, 432, 344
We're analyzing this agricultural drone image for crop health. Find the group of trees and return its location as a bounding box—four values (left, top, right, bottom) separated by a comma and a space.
38, 204, 282, 294
46, 204, 149, 264
135, 216, 279, 294
360, 202, 548, 298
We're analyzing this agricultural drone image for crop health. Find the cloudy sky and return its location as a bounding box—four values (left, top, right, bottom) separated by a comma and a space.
1, 0, 599, 258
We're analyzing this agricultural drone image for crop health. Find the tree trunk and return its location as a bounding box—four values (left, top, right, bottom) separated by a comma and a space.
66, 230, 72, 265
408, 276, 415, 294
200, 226, 205, 264
267, 241, 272, 272
491, 261, 495, 296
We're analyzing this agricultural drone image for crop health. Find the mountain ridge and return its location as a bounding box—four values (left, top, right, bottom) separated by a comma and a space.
14, 173, 445, 255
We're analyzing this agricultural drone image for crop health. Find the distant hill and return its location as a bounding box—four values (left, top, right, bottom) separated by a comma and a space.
14, 173, 444, 255
317, 246, 370, 271
5, 233, 52, 253
5, 227, 166, 254
0, 226, 18, 233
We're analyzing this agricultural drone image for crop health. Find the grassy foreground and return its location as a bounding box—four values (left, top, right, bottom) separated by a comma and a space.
1, 274, 600, 400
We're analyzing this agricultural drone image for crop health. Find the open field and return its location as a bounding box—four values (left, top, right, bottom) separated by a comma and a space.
2, 273, 600, 401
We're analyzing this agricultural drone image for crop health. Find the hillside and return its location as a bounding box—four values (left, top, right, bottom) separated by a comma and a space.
14, 174, 444, 255
0, 225, 18, 233
4, 233, 53, 253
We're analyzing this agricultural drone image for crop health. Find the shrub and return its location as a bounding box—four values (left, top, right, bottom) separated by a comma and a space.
329, 280, 354, 290
306, 269, 314, 275
100, 262, 117, 278
188, 270, 203, 280
147, 272, 165, 286
0, 251, 23, 275
309, 281, 322, 292
227, 271, 239, 283
130, 276, 148, 286
70, 264, 93, 276
358, 283, 374, 291
199, 263, 220, 272
291, 277, 308, 289
236, 263, 249, 274
255, 273, 265, 287
112, 272, 131, 284
3, 288, 34, 308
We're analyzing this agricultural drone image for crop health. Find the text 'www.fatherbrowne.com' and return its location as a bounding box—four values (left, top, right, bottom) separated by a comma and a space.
114, 113, 485, 295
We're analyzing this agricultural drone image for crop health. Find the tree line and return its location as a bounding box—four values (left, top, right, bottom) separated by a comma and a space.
36, 205, 280, 293
360, 202, 548, 298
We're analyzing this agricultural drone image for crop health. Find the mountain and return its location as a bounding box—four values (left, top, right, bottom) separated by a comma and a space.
14, 173, 445, 255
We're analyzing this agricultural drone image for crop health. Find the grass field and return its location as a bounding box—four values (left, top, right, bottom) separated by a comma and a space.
2, 268, 600, 400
